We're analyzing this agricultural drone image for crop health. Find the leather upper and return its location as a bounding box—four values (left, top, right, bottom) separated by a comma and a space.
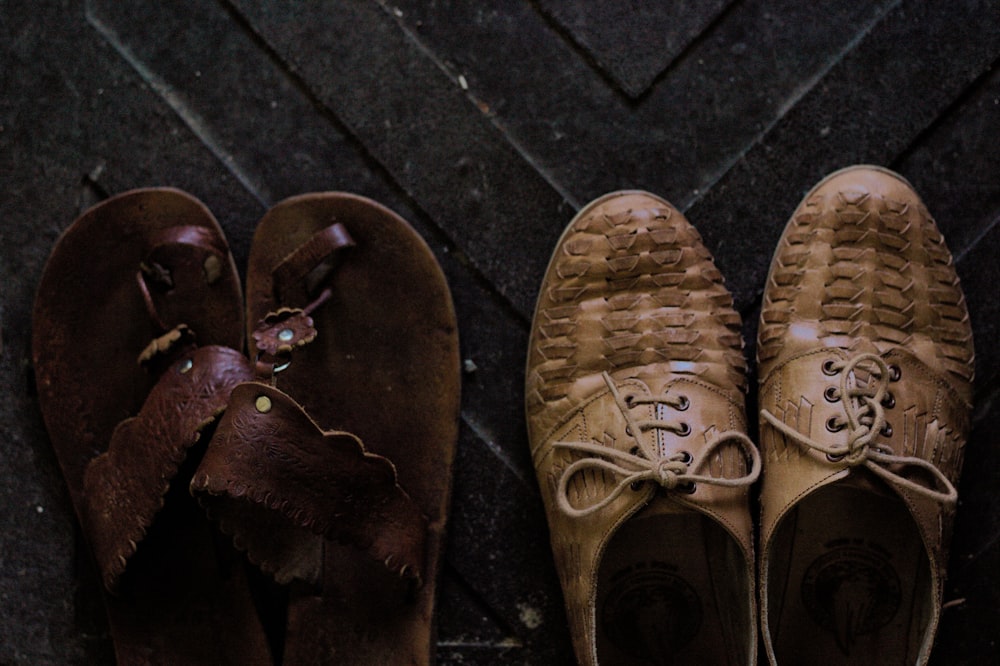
757, 166, 975, 665
192, 382, 428, 587
526, 191, 758, 665
84, 346, 256, 590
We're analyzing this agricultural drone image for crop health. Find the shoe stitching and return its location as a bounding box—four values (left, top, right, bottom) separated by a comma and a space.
760, 352, 957, 504
554, 372, 760, 518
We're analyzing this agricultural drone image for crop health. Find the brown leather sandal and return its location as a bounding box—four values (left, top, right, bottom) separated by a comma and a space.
191, 193, 460, 665
32, 189, 273, 664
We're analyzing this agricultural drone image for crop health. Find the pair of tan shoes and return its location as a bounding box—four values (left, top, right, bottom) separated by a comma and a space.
525, 166, 974, 665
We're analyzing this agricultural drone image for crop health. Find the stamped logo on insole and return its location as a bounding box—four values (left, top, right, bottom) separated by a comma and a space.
801, 540, 901, 656
602, 561, 701, 659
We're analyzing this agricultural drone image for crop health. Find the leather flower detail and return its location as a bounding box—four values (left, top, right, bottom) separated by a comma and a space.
252, 308, 317, 356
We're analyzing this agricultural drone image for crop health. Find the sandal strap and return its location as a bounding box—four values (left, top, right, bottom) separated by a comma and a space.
191, 383, 428, 587
137, 225, 232, 333
273, 222, 355, 302
251, 224, 353, 375
82, 346, 255, 591
146, 224, 229, 259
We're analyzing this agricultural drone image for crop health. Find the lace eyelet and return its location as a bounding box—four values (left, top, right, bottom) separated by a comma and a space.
677, 450, 693, 464
826, 452, 846, 463
822, 359, 839, 375
677, 481, 697, 494
675, 395, 690, 411
882, 391, 895, 409
881, 422, 893, 437
625, 425, 633, 436
826, 417, 845, 433
676, 422, 691, 437
824, 386, 840, 402
624, 394, 636, 408
888, 364, 902, 382
630, 481, 644, 491
629, 446, 640, 456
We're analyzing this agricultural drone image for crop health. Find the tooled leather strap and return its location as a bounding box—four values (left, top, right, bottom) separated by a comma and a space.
273, 222, 355, 302
82, 346, 256, 591
191, 383, 428, 587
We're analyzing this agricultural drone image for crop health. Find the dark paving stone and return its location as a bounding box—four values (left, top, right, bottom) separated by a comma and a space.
536, 0, 735, 98
935, 385, 1000, 665
86, 0, 390, 212
230, 0, 573, 317
435, 564, 517, 656
445, 423, 573, 663
955, 219, 1000, 392
393, 0, 897, 209
688, 0, 1000, 313
435, 643, 530, 666
896, 64, 1000, 259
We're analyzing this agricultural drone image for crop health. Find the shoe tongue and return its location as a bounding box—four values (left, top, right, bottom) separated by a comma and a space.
834, 466, 898, 499
633, 492, 692, 517
619, 378, 748, 478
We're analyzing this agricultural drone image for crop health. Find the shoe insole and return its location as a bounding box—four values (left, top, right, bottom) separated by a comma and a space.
596, 502, 752, 665
767, 481, 930, 665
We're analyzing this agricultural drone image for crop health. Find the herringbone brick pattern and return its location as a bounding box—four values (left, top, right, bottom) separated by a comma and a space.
2, 1, 998, 663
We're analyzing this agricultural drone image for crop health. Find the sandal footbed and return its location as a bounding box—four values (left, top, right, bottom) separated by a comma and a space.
245, 192, 460, 664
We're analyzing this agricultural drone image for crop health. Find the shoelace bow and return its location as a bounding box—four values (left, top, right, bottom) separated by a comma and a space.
555, 372, 761, 518
760, 352, 957, 504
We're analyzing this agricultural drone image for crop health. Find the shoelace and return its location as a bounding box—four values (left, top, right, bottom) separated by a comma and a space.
555, 372, 761, 518
760, 352, 957, 504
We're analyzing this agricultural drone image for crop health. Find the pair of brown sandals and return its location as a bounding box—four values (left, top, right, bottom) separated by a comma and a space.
33, 190, 460, 664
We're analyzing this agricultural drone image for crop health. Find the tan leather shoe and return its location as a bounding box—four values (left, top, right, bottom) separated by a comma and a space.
526, 191, 760, 665
757, 166, 975, 665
